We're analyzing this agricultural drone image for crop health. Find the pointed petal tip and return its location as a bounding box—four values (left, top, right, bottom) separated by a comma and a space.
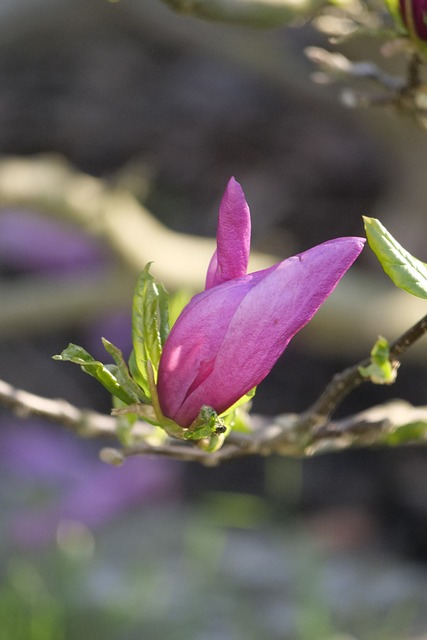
318, 236, 366, 258
225, 176, 244, 196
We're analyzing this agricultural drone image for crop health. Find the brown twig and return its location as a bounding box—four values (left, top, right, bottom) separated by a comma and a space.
297, 314, 427, 433
0, 315, 427, 465
0, 378, 116, 439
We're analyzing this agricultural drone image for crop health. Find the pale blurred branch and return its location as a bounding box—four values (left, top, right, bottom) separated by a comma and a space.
158, 0, 326, 28
307, 48, 427, 127
299, 314, 427, 430
0, 267, 132, 337
0, 155, 427, 357
0, 155, 273, 290
0, 378, 116, 439
1, 314, 427, 466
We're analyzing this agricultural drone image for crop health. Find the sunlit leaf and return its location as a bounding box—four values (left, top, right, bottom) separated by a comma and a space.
53, 343, 136, 404
359, 336, 398, 384
102, 338, 149, 403
364, 216, 427, 298
131, 264, 170, 395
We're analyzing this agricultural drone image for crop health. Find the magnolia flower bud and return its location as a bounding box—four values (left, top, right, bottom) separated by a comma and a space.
157, 178, 365, 427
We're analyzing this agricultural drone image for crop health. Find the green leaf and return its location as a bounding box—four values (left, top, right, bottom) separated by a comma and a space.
363, 216, 427, 299
128, 349, 148, 393
359, 336, 398, 385
157, 282, 170, 347
102, 338, 149, 404
219, 388, 255, 434
53, 343, 136, 404
131, 264, 170, 396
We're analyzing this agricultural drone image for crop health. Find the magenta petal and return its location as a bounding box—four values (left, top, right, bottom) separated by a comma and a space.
205, 177, 251, 289
158, 237, 365, 427
158, 275, 256, 421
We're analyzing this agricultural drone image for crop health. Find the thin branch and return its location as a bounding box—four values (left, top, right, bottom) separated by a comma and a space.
297, 314, 427, 432
0, 378, 116, 439
1, 315, 427, 465
158, 0, 325, 28
0, 154, 425, 358
0, 155, 272, 291
389, 313, 427, 360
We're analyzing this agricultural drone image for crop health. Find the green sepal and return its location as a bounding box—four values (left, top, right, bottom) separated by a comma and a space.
131, 264, 170, 397
225, 387, 256, 414
53, 343, 137, 405
364, 216, 427, 298
217, 387, 255, 434
184, 405, 227, 441
102, 338, 150, 404
359, 336, 398, 385
222, 407, 252, 433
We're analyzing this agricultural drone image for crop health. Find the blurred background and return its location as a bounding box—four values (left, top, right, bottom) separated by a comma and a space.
1, 0, 427, 638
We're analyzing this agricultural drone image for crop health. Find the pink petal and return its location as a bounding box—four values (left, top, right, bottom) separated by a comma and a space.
205, 177, 251, 289
159, 237, 365, 427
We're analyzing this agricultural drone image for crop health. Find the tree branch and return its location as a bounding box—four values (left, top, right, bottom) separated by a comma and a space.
0, 155, 272, 291
0, 378, 116, 439
158, 0, 326, 28
1, 315, 427, 465
297, 314, 427, 434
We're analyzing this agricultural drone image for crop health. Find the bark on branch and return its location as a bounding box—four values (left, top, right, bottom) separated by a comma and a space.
1, 315, 426, 466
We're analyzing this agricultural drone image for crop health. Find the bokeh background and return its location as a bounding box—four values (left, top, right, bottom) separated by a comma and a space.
1, 0, 427, 638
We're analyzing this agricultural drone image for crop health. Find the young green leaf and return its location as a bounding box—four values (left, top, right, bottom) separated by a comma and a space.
359, 336, 398, 385
131, 264, 170, 393
53, 343, 136, 404
102, 338, 149, 404
363, 216, 427, 298
128, 349, 149, 396
157, 281, 170, 347
223, 387, 256, 414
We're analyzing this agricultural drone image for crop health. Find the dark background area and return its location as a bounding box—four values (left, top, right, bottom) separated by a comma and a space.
1, 1, 427, 637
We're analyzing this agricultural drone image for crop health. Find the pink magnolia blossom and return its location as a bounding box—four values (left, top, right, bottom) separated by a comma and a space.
157, 178, 365, 427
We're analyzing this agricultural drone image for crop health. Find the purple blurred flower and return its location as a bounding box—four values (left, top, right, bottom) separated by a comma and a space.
0, 210, 107, 274
3, 420, 181, 547
157, 178, 365, 427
